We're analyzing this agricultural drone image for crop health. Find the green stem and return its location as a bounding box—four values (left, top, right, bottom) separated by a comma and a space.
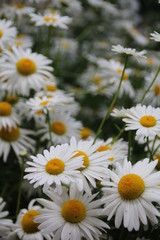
76, 26, 93, 42
46, 109, 53, 146
93, 55, 128, 144
146, 137, 153, 161
15, 157, 25, 218
128, 131, 132, 161
112, 125, 126, 144
152, 142, 160, 156
46, 26, 52, 57
140, 66, 160, 103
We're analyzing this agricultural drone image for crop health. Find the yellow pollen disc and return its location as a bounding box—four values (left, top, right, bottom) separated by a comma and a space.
61, 41, 71, 49
154, 154, 160, 170
14, 40, 22, 47
74, 151, 89, 170
97, 145, 112, 152
140, 115, 156, 128
62, 200, 86, 223
16, 58, 37, 76
6, 95, 19, 104
51, 121, 66, 135
45, 158, 65, 175
35, 110, 43, 115
92, 75, 102, 85
80, 127, 92, 139
0, 30, 3, 38
46, 85, 57, 92
44, 16, 56, 23
154, 84, 160, 96
118, 174, 145, 200
21, 210, 40, 233
0, 102, 12, 116
117, 68, 128, 80
147, 57, 154, 65
15, 3, 24, 9
0, 126, 20, 142
39, 100, 49, 106
108, 157, 114, 161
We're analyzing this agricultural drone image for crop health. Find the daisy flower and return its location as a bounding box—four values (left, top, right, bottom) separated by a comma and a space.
30, 12, 72, 29
3, 3, 35, 20
101, 158, 160, 231
12, 34, 33, 49
150, 31, 160, 42
69, 137, 111, 195
0, 19, 17, 50
24, 143, 84, 193
0, 47, 53, 96
0, 101, 20, 129
0, 125, 35, 162
0, 198, 13, 238
96, 138, 128, 164
122, 104, 160, 137
34, 184, 109, 239
111, 44, 147, 62
26, 95, 66, 113
10, 199, 53, 240
38, 111, 82, 145
80, 127, 94, 140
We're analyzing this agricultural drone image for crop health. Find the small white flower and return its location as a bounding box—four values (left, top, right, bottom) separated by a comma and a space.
101, 158, 160, 231
0, 198, 13, 238
0, 19, 17, 50
122, 104, 160, 137
24, 144, 84, 193
0, 125, 35, 162
111, 44, 147, 62
150, 31, 160, 42
0, 101, 20, 130
34, 184, 109, 239
10, 199, 53, 240
0, 47, 53, 96
38, 111, 82, 145
30, 12, 72, 29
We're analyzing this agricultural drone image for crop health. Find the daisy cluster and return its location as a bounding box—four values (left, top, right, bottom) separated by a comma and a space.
0, 0, 160, 240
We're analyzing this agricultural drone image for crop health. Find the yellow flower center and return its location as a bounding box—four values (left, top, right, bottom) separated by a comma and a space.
0, 30, 3, 38
140, 115, 156, 128
16, 58, 37, 76
14, 40, 22, 47
0, 126, 20, 142
97, 145, 112, 152
147, 57, 154, 65
45, 158, 65, 175
154, 84, 160, 96
154, 154, 160, 170
61, 41, 71, 49
62, 200, 86, 223
80, 127, 92, 139
21, 210, 40, 233
74, 151, 89, 171
6, 95, 19, 104
108, 157, 114, 161
35, 110, 43, 115
118, 174, 145, 200
0, 102, 12, 116
51, 121, 66, 135
117, 68, 128, 80
92, 75, 102, 85
39, 100, 49, 106
44, 16, 56, 23
14, 3, 24, 9
46, 85, 57, 92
